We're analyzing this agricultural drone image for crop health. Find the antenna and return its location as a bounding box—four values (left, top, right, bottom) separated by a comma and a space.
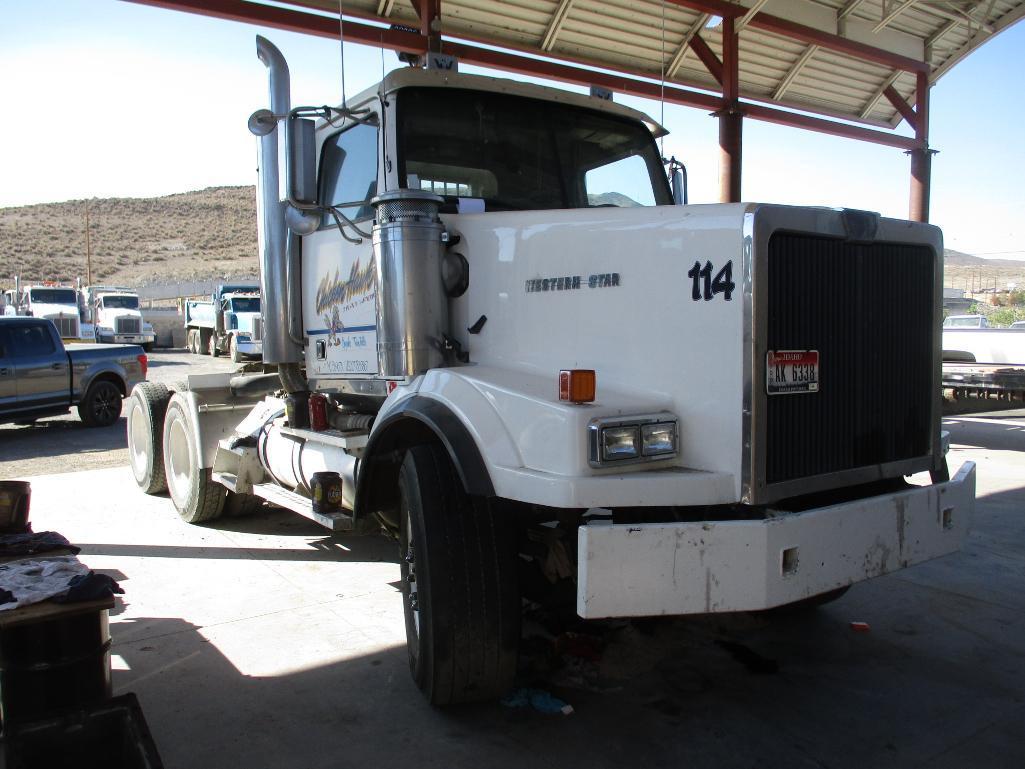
338, 0, 347, 106
659, 0, 666, 157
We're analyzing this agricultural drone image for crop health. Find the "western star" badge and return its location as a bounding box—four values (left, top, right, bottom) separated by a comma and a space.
525, 273, 620, 293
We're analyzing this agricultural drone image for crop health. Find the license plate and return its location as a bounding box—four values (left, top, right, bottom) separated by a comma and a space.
766, 350, 819, 395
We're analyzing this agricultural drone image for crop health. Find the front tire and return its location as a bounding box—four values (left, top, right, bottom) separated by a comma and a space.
78, 379, 123, 427
162, 396, 225, 523
127, 382, 170, 494
398, 444, 520, 705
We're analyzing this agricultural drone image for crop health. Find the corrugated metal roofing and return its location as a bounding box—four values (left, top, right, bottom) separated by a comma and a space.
291, 0, 1023, 131
158, 0, 1022, 134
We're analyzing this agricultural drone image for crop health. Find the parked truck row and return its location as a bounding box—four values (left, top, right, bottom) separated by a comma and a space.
125, 38, 976, 706
2, 279, 155, 350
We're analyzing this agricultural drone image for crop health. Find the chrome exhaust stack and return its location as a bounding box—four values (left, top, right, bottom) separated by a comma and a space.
250, 36, 303, 367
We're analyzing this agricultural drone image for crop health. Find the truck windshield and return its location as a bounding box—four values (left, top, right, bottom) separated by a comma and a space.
397, 87, 673, 211
30, 288, 76, 305
230, 298, 260, 313
102, 296, 139, 310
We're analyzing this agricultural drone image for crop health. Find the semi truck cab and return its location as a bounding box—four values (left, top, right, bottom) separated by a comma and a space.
126, 38, 975, 706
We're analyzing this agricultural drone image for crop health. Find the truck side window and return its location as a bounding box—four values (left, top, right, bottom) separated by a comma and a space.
9, 323, 56, 356
319, 121, 379, 228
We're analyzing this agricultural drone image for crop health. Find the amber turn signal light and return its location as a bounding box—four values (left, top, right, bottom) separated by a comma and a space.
559, 369, 596, 403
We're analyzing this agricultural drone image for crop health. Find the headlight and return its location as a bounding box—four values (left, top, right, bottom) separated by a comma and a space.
601, 426, 640, 461
588, 413, 678, 468
641, 422, 677, 457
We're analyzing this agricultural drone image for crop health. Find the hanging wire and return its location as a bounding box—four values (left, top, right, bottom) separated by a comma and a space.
660, 0, 667, 157
338, 0, 347, 107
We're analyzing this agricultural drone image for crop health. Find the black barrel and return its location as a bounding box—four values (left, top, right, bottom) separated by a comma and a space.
0, 481, 31, 533
0, 609, 112, 726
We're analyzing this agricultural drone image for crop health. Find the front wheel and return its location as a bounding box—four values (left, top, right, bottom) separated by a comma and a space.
78, 379, 123, 427
162, 396, 226, 523
398, 443, 520, 705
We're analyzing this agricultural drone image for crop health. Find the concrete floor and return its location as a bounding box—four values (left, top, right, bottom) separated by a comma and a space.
15, 411, 1025, 768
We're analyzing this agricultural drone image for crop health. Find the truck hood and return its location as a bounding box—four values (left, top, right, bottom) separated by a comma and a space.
33, 303, 79, 318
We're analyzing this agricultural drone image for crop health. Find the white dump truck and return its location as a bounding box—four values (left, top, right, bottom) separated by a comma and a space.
4, 279, 94, 342
126, 38, 975, 705
82, 285, 156, 350
183, 284, 262, 361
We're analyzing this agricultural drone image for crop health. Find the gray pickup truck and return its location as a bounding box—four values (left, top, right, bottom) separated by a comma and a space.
0, 317, 147, 427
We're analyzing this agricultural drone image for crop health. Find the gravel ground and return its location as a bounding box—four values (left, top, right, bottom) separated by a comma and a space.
0, 348, 238, 479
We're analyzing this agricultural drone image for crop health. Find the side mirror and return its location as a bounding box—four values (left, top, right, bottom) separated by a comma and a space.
283, 114, 320, 236
671, 163, 688, 206
286, 116, 317, 205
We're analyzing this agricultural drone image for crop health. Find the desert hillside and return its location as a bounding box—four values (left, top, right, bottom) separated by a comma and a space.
1, 187, 1022, 292
0, 186, 257, 288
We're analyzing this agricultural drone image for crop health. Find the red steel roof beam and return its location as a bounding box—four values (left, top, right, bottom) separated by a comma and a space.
883, 85, 918, 129
743, 103, 920, 151
664, 0, 928, 74
124, 0, 426, 52
687, 34, 724, 85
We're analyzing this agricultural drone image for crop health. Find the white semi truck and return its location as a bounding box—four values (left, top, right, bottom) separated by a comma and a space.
3, 279, 94, 342
126, 38, 975, 705
82, 285, 156, 350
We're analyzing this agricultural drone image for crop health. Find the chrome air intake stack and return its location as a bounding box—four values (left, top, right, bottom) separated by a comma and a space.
252, 36, 302, 366
372, 190, 448, 378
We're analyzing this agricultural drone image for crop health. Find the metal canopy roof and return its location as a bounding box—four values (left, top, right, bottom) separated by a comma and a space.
320, 0, 1023, 131
129, 0, 1022, 219
133, 0, 1023, 146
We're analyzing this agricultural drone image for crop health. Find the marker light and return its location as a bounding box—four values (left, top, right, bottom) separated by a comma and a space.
559, 369, 596, 403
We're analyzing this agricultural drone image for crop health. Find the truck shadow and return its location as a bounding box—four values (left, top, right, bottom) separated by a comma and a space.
0, 418, 127, 461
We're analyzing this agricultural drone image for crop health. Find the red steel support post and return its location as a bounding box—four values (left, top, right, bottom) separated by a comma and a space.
718, 17, 742, 203
909, 71, 932, 223
416, 0, 442, 53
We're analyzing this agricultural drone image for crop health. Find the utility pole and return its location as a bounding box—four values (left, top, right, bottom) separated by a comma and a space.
85, 200, 93, 287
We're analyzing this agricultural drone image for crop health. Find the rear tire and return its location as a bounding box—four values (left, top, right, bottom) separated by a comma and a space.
127, 382, 170, 494
162, 396, 225, 523
199, 329, 212, 356
229, 335, 243, 363
209, 333, 220, 358
398, 443, 520, 705
78, 379, 123, 427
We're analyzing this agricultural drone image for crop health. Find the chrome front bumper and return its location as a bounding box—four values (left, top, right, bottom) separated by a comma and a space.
577, 461, 976, 618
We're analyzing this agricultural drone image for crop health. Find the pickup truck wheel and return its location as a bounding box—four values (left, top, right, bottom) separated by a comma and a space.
229, 335, 243, 363
398, 443, 520, 705
162, 398, 226, 523
78, 379, 123, 428
127, 382, 171, 494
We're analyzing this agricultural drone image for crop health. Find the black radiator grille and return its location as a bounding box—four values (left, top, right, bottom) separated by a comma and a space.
764, 232, 935, 485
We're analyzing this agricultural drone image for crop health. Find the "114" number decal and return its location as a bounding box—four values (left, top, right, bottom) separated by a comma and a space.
687, 260, 735, 302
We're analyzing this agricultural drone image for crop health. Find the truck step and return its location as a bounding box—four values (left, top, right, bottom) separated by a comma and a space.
251, 482, 354, 531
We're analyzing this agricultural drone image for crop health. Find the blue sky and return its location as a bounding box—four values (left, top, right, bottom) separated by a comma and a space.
1, 0, 1022, 258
